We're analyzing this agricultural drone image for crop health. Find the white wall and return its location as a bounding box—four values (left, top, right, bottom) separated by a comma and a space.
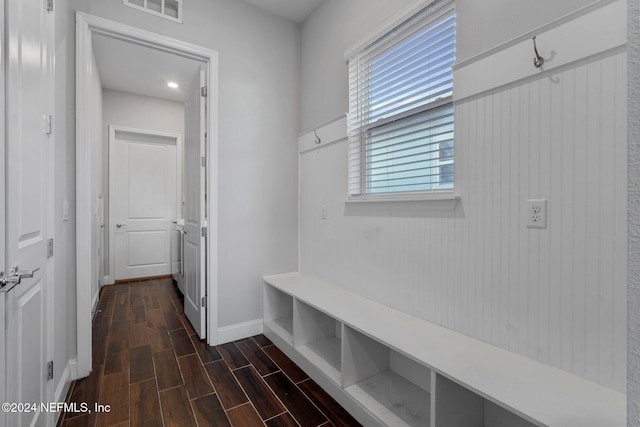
455, 0, 596, 62
102, 90, 185, 137
101, 89, 185, 282
300, 0, 627, 392
65, 0, 299, 335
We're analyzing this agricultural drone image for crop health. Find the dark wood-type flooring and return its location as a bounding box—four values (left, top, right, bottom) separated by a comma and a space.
57, 278, 360, 427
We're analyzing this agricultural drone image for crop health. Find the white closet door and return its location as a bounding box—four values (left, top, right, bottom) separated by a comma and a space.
4, 0, 54, 425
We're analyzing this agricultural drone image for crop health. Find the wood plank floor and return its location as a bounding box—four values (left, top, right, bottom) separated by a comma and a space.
57, 278, 360, 427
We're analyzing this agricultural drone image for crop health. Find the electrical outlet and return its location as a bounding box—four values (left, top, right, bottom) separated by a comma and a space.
321, 206, 327, 220
526, 199, 547, 229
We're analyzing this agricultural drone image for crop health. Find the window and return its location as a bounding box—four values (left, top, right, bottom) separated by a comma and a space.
123, 0, 183, 23
346, 0, 455, 199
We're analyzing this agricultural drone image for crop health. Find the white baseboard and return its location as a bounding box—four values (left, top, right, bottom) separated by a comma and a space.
217, 319, 263, 345
52, 359, 77, 427
102, 275, 114, 286
91, 291, 99, 316
55, 358, 77, 403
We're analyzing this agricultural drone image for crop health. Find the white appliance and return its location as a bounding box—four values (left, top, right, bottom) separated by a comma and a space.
171, 219, 185, 294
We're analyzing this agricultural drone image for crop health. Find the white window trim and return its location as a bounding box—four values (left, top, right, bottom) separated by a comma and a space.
344, 0, 457, 203
344, 0, 440, 60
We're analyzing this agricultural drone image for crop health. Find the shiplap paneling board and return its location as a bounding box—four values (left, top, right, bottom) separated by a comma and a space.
299, 41, 627, 393
627, 0, 640, 423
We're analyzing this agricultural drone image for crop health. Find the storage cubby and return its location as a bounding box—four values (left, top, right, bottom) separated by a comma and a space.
484, 400, 537, 427
263, 284, 294, 344
432, 373, 535, 427
342, 326, 431, 427
294, 300, 342, 384
262, 273, 626, 427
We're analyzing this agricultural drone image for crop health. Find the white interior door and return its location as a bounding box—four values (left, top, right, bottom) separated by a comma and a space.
184, 68, 207, 338
4, 0, 54, 425
111, 129, 178, 281
95, 193, 104, 310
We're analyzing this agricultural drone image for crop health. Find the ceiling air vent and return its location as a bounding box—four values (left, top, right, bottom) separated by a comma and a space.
123, 0, 183, 23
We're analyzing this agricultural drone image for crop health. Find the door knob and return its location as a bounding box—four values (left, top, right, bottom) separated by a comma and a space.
116, 223, 126, 228
0, 266, 40, 293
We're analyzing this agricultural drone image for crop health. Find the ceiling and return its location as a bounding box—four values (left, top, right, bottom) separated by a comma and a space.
93, 34, 204, 102
92, 0, 323, 102
243, 0, 323, 23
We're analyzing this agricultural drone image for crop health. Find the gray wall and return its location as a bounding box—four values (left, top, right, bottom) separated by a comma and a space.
455, 0, 597, 62
300, 0, 413, 131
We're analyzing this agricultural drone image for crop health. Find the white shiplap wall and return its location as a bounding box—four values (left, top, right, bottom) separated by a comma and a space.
299, 1, 627, 392
628, 0, 640, 422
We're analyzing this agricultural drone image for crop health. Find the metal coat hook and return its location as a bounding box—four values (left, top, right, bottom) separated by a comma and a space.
313, 130, 321, 144
532, 36, 544, 68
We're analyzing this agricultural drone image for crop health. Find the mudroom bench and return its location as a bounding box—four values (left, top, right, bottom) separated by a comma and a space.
262, 272, 625, 427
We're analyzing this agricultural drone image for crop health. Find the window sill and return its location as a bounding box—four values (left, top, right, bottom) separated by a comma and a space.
345, 191, 460, 207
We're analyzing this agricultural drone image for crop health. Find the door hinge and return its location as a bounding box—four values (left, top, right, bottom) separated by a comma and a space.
200, 86, 207, 97
45, 115, 53, 135
201, 156, 206, 167
201, 226, 207, 237
47, 0, 54, 12
47, 361, 53, 381
47, 238, 54, 258
201, 296, 206, 307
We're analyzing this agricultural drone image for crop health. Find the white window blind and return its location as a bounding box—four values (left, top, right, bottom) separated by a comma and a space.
123, 0, 183, 23
347, 0, 455, 198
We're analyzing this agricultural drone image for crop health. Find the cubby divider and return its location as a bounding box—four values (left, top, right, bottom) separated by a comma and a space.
431, 373, 483, 427
294, 300, 342, 384
263, 284, 294, 345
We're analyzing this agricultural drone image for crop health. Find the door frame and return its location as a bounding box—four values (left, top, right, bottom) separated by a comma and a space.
76, 12, 219, 377
108, 125, 182, 282
0, 0, 6, 424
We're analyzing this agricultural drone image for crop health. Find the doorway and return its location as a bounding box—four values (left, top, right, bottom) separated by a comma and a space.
76, 12, 219, 378
109, 127, 181, 282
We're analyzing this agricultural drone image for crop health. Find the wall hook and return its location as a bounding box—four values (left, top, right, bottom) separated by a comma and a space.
313, 130, 321, 144
532, 36, 544, 68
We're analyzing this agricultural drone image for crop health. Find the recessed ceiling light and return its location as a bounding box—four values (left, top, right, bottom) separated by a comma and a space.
167, 81, 179, 89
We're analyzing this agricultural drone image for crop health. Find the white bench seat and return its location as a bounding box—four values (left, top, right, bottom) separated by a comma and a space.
263, 272, 625, 427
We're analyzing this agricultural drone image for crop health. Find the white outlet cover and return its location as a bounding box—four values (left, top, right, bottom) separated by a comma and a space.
526, 199, 547, 229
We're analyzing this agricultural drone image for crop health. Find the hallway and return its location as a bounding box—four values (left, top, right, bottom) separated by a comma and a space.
57, 279, 359, 426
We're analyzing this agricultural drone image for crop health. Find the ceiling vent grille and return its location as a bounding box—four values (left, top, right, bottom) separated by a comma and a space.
123, 0, 183, 23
